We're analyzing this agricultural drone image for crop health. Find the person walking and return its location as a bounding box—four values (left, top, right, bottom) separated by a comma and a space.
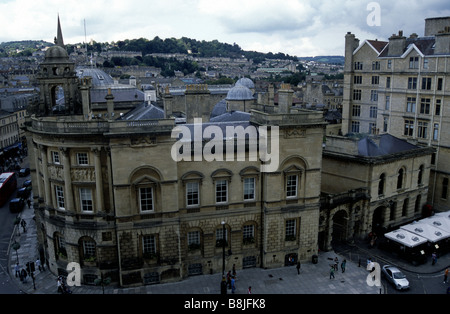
20, 268, 28, 283
231, 276, 236, 294
330, 266, 335, 279
296, 261, 301, 275
444, 268, 449, 284
247, 286, 252, 294
341, 259, 346, 273
14, 263, 20, 277
432, 252, 437, 265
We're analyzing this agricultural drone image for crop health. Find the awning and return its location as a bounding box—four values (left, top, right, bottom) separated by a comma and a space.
384, 229, 428, 248
420, 214, 450, 234
400, 221, 450, 243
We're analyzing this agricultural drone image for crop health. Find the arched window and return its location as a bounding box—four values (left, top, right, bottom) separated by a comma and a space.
79, 236, 96, 263
378, 173, 385, 196
397, 168, 404, 189
418, 165, 424, 185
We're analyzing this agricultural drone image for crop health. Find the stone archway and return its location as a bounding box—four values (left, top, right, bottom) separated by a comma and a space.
332, 210, 348, 244
372, 206, 386, 235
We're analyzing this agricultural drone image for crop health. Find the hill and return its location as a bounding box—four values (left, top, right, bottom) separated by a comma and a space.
298, 56, 344, 65
0, 40, 53, 57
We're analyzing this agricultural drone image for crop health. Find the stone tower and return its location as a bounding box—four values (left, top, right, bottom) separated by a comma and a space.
35, 16, 82, 116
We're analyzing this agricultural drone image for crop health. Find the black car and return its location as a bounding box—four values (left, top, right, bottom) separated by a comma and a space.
16, 187, 30, 199
9, 198, 25, 213
19, 168, 30, 177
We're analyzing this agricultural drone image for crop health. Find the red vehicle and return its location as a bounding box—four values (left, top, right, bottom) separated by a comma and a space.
0, 172, 17, 207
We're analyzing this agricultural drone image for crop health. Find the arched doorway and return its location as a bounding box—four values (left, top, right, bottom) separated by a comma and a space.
332, 210, 348, 245
372, 206, 386, 235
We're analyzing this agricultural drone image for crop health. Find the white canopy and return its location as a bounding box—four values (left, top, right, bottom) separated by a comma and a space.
400, 221, 450, 243
420, 215, 450, 234
434, 210, 450, 221
384, 229, 428, 248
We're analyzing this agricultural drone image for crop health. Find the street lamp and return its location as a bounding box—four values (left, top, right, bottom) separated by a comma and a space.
221, 221, 225, 275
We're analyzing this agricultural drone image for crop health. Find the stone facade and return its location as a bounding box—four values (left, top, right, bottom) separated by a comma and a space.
25, 20, 326, 287
342, 16, 450, 213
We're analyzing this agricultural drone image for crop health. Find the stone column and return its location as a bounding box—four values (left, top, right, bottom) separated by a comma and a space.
32, 142, 43, 199
39, 145, 51, 206
60, 147, 74, 212
92, 147, 104, 212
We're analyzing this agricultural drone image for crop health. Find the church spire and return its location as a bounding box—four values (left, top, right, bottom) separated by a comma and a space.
54, 14, 65, 48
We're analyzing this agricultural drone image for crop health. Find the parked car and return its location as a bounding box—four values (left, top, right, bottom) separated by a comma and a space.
9, 198, 25, 213
381, 265, 409, 290
16, 187, 30, 199
22, 180, 32, 188
19, 168, 30, 177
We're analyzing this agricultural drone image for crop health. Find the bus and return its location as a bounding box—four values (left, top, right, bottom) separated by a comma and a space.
0, 172, 17, 207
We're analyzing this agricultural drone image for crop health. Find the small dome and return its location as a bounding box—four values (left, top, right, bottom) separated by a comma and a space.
226, 85, 254, 101
236, 77, 255, 90
44, 45, 69, 63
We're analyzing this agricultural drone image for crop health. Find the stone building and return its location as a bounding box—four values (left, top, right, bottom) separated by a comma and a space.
320, 134, 434, 250
342, 16, 450, 213
25, 19, 326, 287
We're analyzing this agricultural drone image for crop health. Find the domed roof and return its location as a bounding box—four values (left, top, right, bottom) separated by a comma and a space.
210, 99, 227, 118
235, 77, 255, 90
44, 45, 69, 63
226, 85, 254, 101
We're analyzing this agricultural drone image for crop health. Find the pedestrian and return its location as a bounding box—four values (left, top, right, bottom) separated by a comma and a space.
232, 264, 237, 279
329, 266, 335, 279
444, 268, 449, 283
14, 263, 20, 277
247, 286, 252, 294
20, 268, 27, 283
35, 258, 41, 272
226, 270, 231, 289
27, 199, 31, 209
334, 257, 339, 271
296, 261, 301, 275
57, 276, 63, 293
341, 259, 346, 273
231, 276, 236, 294
432, 252, 437, 265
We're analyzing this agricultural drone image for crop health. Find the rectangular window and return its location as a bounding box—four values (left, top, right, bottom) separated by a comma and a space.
215, 180, 228, 203
82, 240, 96, 258
371, 76, 379, 85
286, 175, 298, 198
442, 178, 449, 200
80, 188, 93, 212
143, 235, 156, 254
435, 99, 441, 116
353, 76, 362, 84
52, 151, 60, 164
417, 121, 428, 139
370, 90, 378, 102
406, 97, 416, 113
385, 96, 390, 110
387, 59, 392, 69
372, 61, 380, 70
433, 123, 439, 141
186, 182, 199, 207
285, 219, 296, 240
352, 89, 361, 101
369, 123, 376, 134
420, 98, 431, 114
409, 57, 419, 69
55, 185, 65, 210
77, 152, 89, 165
351, 121, 360, 133
187, 231, 200, 246
386, 77, 391, 88
437, 78, 443, 91
243, 225, 254, 241
404, 120, 414, 136
408, 77, 417, 90
139, 187, 154, 211
383, 117, 389, 132
423, 58, 429, 69
352, 105, 361, 117
354, 62, 363, 70
421, 77, 432, 90
370, 106, 377, 118
243, 177, 255, 200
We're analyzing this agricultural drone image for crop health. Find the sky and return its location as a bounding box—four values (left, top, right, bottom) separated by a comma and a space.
1, 0, 450, 57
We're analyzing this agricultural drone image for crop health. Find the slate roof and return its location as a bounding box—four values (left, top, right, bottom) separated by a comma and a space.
357, 133, 418, 157
210, 110, 250, 123
120, 103, 164, 120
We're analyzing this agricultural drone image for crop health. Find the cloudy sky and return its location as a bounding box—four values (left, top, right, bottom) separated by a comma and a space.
1, 0, 449, 57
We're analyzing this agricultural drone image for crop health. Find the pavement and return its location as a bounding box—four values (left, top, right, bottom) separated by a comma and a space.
7, 201, 450, 295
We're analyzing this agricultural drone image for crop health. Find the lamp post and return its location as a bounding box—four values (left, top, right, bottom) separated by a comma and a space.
221, 221, 225, 275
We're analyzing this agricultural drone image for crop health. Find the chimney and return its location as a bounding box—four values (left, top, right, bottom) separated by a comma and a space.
278, 83, 293, 113
387, 30, 406, 56
105, 88, 115, 120
344, 32, 359, 72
